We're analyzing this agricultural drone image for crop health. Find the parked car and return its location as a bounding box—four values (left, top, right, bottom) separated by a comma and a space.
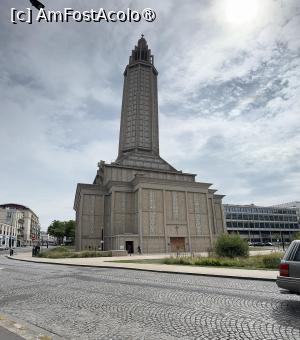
265, 242, 273, 246
276, 240, 300, 294
252, 242, 265, 246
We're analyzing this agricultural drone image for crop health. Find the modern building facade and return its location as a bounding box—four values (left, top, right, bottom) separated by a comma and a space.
0, 222, 17, 249
273, 201, 300, 224
224, 204, 299, 243
74, 36, 225, 254
0, 204, 41, 246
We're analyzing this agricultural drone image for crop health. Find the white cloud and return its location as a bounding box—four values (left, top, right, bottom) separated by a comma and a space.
0, 0, 299, 229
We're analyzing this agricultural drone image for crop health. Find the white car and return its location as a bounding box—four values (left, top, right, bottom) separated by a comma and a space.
276, 240, 300, 294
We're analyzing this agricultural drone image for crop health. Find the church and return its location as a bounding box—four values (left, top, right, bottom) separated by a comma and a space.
74, 36, 225, 253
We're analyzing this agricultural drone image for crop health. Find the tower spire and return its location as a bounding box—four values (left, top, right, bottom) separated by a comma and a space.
129, 35, 153, 65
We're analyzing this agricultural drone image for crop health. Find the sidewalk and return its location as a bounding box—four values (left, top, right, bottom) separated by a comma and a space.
0, 313, 63, 340
9, 252, 278, 281
0, 326, 24, 340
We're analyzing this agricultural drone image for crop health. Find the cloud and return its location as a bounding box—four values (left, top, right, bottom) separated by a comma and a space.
0, 0, 299, 229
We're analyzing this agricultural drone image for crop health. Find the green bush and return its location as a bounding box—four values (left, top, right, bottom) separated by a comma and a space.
194, 257, 221, 266
73, 251, 112, 258
38, 246, 71, 258
193, 257, 243, 267
164, 256, 190, 265
261, 253, 282, 269
161, 253, 282, 269
214, 234, 249, 258
50, 246, 70, 253
39, 248, 112, 259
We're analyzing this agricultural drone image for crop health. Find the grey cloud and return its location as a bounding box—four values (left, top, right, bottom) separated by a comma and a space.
0, 0, 299, 228
162, 40, 296, 121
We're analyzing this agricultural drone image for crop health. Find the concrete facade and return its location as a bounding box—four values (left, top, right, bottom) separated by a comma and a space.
74, 36, 225, 253
0, 204, 40, 246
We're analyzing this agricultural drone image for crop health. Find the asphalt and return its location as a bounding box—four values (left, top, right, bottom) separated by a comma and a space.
8, 250, 279, 281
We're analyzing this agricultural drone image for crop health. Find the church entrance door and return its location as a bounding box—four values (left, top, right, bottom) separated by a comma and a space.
125, 241, 134, 254
170, 237, 185, 252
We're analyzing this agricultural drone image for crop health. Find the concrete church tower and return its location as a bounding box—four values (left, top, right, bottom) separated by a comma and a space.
74, 36, 225, 253
116, 35, 176, 172
118, 35, 159, 158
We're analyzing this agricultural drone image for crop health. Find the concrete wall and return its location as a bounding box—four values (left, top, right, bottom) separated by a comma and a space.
75, 175, 225, 253
98, 165, 195, 186
74, 184, 105, 251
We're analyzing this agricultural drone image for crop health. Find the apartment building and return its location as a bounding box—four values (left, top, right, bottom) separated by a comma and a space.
0, 203, 41, 246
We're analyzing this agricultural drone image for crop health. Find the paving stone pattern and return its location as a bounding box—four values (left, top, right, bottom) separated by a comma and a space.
0, 256, 300, 339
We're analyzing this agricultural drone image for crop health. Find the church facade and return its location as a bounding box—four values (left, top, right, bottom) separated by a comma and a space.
74, 36, 226, 253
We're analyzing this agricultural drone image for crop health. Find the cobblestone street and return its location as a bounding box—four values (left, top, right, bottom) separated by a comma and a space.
0, 255, 300, 340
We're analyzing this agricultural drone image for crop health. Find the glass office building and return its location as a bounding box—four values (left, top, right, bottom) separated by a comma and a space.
224, 204, 299, 243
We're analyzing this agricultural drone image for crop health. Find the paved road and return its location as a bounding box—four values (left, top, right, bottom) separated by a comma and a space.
0, 255, 300, 340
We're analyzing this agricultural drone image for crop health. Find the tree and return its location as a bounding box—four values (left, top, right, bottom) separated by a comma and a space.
47, 220, 75, 245
48, 220, 66, 245
65, 220, 75, 242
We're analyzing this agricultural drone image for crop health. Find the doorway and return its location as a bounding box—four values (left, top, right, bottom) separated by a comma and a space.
125, 241, 134, 254
170, 237, 185, 252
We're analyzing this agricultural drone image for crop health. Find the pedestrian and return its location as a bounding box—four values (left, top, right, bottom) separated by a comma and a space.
137, 246, 141, 255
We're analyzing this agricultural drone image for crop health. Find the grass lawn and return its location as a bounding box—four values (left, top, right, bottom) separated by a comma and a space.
112, 252, 283, 270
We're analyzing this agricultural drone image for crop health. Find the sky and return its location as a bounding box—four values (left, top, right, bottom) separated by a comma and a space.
0, 0, 299, 230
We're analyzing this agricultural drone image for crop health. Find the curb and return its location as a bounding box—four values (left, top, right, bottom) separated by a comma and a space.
7, 256, 277, 282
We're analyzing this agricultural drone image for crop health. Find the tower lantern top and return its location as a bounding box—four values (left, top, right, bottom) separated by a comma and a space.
129, 35, 153, 64
138, 34, 147, 47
